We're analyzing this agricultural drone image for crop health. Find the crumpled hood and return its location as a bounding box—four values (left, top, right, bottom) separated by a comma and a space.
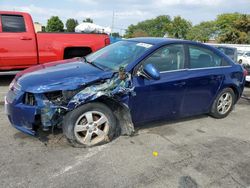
16, 58, 113, 93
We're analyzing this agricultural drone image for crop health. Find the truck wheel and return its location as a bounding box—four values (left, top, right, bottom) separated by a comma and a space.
210, 88, 235, 119
63, 102, 117, 147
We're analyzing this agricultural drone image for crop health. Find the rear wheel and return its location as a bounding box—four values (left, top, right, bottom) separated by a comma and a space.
63, 103, 117, 147
210, 88, 235, 119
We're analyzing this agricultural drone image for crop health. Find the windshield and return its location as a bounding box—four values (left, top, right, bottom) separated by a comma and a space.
86, 40, 152, 71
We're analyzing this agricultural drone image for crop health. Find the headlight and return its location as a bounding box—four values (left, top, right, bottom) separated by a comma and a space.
44, 89, 83, 105
9, 79, 15, 90
9, 79, 21, 91
44, 91, 64, 105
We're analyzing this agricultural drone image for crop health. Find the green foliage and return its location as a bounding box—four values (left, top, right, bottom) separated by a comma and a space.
215, 13, 250, 44
124, 15, 171, 38
66, 18, 78, 32
187, 21, 216, 42
46, 16, 64, 32
130, 29, 149, 37
215, 13, 241, 31
218, 29, 250, 44
124, 12, 250, 44
234, 14, 250, 33
168, 16, 192, 39
83, 18, 93, 23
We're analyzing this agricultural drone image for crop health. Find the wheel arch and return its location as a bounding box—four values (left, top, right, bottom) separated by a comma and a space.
94, 96, 135, 136
221, 84, 240, 103
229, 85, 240, 103
63, 47, 92, 59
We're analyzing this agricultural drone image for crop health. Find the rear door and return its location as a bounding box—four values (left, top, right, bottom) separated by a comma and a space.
0, 14, 37, 69
181, 45, 225, 116
129, 44, 188, 123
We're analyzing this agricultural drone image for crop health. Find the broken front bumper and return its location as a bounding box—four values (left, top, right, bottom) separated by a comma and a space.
5, 90, 37, 135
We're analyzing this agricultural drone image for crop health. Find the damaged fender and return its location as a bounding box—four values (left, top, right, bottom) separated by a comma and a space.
66, 70, 135, 135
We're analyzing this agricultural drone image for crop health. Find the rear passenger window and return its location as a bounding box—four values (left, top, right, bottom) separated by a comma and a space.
189, 46, 223, 69
1, 15, 26, 32
143, 44, 185, 72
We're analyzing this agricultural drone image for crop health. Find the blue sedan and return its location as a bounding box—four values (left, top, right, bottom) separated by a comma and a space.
5, 38, 246, 147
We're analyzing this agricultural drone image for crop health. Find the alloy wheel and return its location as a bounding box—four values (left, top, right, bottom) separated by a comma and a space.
217, 92, 233, 115
74, 111, 109, 145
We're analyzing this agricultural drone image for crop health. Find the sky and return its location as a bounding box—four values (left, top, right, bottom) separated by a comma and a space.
1, 0, 250, 34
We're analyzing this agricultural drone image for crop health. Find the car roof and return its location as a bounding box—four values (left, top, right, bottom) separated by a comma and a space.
0, 11, 29, 16
127, 37, 188, 45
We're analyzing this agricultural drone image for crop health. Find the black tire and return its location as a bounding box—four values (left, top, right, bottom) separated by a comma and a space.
210, 88, 235, 119
63, 102, 117, 147
245, 81, 250, 87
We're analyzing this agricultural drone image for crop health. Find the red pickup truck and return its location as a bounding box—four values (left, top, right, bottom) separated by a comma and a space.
0, 11, 110, 74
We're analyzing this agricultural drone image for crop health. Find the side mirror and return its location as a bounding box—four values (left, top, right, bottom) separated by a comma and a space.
137, 64, 160, 80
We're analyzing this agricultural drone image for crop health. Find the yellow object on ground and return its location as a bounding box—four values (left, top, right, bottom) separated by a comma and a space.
153, 151, 158, 157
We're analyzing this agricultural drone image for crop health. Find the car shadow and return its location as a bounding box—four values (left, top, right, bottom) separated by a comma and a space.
13, 126, 68, 147
135, 114, 208, 133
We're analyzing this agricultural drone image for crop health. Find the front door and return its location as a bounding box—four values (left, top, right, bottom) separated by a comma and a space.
129, 44, 188, 124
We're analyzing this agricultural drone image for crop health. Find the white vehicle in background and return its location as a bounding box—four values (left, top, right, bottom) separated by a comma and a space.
243, 64, 250, 84
238, 52, 250, 84
238, 51, 250, 65
237, 51, 250, 84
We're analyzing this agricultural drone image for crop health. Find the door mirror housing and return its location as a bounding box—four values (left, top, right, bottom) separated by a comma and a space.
137, 64, 160, 80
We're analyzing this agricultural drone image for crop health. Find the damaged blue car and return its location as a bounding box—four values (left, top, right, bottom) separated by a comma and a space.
5, 38, 245, 147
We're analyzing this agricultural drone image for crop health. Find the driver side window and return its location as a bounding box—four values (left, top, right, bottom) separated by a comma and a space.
143, 44, 185, 72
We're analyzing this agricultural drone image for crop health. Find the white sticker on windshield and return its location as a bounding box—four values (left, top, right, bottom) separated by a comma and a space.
136, 43, 152, 48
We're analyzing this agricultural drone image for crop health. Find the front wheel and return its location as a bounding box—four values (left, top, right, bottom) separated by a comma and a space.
63, 102, 117, 147
210, 88, 235, 119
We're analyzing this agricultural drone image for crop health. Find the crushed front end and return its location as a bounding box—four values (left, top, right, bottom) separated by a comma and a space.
5, 87, 69, 135
5, 67, 135, 136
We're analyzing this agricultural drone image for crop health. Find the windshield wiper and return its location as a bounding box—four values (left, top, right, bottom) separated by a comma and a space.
82, 57, 104, 71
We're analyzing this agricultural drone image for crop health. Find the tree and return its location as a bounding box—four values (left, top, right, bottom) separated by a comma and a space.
215, 13, 250, 44
46, 16, 64, 32
168, 16, 192, 39
234, 14, 250, 33
215, 13, 241, 32
66, 18, 78, 32
124, 15, 171, 38
131, 29, 149, 38
187, 21, 216, 42
218, 28, 249, 44
83, 18, 93, 23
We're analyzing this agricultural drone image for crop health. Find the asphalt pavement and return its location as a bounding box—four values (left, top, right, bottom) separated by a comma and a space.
0, 75, 14, 104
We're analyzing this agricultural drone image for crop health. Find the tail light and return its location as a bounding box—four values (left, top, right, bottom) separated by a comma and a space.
105, 37, 110, 46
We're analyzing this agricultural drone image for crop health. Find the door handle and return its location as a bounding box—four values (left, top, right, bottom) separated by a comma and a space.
20, 36, 32, 40
174, 81, 186, 87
